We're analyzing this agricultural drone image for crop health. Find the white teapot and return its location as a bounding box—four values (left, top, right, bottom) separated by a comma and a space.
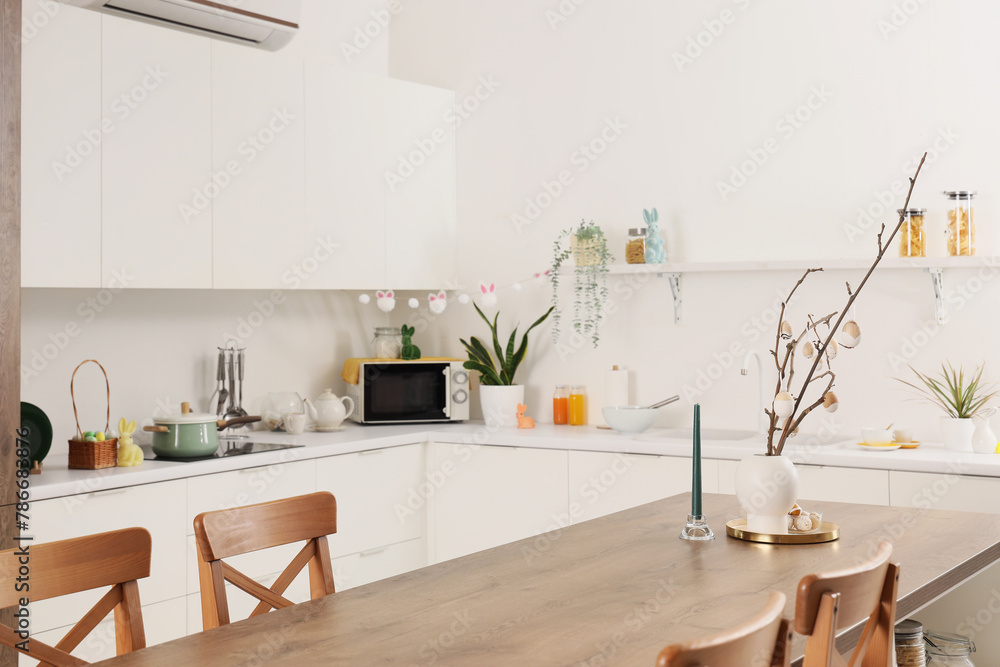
304, 389, 355, 431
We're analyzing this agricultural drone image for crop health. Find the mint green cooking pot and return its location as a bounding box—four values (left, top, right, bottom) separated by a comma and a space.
144, 405, 259, 458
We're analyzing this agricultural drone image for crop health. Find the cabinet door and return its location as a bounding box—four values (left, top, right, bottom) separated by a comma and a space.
889, 470, 1000, 510
718, 460, 889, 506
304, 64, 386, 289
331, 537, 427, 591
21, 0, 102, 287
568, 452, 719, 524
211, 41, 306, 289
100, 15, 212, 288
429, 443, 568, 563
385, 80, 456, 289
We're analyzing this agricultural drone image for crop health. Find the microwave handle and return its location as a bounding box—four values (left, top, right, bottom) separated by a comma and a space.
442, 366, 451, 418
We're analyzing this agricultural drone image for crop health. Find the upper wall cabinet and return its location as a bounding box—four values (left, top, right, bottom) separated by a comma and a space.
100, 15, 212, 289
211, 41, 307, 289
21, 1, 102, 288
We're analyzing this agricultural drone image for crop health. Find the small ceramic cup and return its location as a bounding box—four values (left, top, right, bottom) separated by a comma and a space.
893, 428, 913, 444
283, 412, 306, 435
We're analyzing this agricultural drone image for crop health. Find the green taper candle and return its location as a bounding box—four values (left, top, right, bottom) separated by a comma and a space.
692, 403, 702, 516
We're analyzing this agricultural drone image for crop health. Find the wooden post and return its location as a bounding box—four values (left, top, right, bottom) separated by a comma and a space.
0, 0, 19, 664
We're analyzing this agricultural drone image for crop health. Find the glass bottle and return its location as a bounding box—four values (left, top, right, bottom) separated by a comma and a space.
373, 327, 402, 359
925, 629, 975, 666
894, 619, 926, 667
944, 191, 976, 256
569, 385, 587, 425
626, 228, 646, 264
898, 208, 927, 258
553, 386, 569, 425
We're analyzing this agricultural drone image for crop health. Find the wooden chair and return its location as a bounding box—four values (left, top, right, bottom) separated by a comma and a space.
0, 527, 151, 666
193, 491, 338, 630
657, 591, 791, 667
795, 541, 899, 667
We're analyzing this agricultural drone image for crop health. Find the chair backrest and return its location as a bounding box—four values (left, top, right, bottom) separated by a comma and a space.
657, 591, 791, 667
0, 527, 151, 666
193, 491, 338, 630
795, 541, 899, 667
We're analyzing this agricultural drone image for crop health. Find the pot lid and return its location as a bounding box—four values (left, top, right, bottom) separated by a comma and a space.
154, 412, 219, 425
315, 388, 339, 402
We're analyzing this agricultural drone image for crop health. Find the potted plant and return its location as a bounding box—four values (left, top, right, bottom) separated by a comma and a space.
460, 304, 554, 427
550, 219, 613, 348
896, 363, 997, 451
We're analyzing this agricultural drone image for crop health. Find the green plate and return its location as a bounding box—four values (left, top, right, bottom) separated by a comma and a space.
20, 402, 52, 463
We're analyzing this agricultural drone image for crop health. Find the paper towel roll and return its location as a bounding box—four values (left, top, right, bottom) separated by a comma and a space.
606, 366, 629, 407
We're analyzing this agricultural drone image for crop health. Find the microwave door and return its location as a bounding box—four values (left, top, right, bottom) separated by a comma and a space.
363, 363, 449, 423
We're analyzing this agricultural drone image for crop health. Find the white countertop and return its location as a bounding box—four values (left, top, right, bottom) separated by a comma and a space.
27, 422, 1000, 501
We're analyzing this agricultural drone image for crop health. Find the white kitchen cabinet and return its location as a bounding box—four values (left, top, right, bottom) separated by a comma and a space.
23, 596, 186, 667
315, 444, 425, 557
568, 451, 719, 524
331, 537, 427, 591
29, 480, 187, 634
21, 0, 102, 288
385, 79, 457, 289
303, 65, 387, 289
428, 443, 569, 563
100, 14, 212, 288
889, 470, 1000, 510
716, 460, 889, 506
210, 41, 306, 289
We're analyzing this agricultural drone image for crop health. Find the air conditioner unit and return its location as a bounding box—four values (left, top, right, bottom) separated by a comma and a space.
59, 0, 300, 51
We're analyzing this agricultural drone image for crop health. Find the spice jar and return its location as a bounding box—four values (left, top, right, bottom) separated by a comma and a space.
944, 191, 976, 256
898, 208, 927, 258
626, 228, 646, 264
373, 327, 402, 359
895, 619, 926, 667
925, 629, 975, 666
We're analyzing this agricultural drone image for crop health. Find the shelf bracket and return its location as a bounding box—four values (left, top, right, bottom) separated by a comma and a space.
927, 267, 945, 324
662, 272, 682, 324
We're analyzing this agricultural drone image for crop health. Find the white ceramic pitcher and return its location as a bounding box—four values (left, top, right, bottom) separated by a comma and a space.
971, 407, 999, 454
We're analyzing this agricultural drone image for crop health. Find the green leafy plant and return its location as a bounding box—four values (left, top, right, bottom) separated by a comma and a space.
550, 219, 613, 348
897, 363, 998, 419
460, 304, 554, 386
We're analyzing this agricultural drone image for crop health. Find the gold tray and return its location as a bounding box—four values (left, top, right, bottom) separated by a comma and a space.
726, 519, 840, 544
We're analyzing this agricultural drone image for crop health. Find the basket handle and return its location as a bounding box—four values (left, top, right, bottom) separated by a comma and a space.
70, 359, 111, 439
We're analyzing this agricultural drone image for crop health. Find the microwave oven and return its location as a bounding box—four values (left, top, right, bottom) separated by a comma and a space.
346, 360, 470, 424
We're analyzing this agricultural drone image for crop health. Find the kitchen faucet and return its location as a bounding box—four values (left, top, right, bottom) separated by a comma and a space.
740, 349, 769, 435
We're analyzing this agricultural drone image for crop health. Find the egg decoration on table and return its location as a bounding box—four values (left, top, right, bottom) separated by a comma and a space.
773, 391, 795, 418
822, 391, 840, 413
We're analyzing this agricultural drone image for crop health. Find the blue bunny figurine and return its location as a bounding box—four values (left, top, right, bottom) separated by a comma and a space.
644, 208, 666, 264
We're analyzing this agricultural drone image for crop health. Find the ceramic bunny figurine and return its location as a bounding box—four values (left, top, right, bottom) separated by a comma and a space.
376, 290, 396, 313
644, 208, 666, 264
516, 404, 535, 429
478, 283, 497, 308
400, 324, 421, 360
428, 290, 447, 315
116, 417, 143, 467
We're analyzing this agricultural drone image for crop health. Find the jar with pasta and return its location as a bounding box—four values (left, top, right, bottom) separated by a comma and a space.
944, 191, 976, 256
626, 228, 646, 264
898, 208, 927, 258
894, 619, 926, 667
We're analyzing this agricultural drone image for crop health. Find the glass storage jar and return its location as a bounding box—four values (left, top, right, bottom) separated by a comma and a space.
898, 208, 927, 258
569, 385, 587, 425
925, 629, 975, 666
626, 228, 646, 264
895, 619, 926, 667
373, 327, 402, 359
944, 190, 976, 256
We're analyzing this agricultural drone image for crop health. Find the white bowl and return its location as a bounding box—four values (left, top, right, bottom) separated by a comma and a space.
861, 427, 893, 445
602, 406, 659, 434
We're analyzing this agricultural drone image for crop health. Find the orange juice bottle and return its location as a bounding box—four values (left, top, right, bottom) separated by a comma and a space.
569, 385, 587, 425
553, 386, 569, 425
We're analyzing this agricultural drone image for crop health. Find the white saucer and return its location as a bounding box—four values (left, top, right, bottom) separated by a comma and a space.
313, 425, 344, 432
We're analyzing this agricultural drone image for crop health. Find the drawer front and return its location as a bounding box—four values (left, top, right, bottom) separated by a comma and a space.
22, 596, 186, 666
332, 537, 427, 592
316, 444, 425, 558
796, 465, 889, 506
889, 470, 1000, 510
186, 569, 311, 634
186, 458, 316, 533
30, 480, 187, 633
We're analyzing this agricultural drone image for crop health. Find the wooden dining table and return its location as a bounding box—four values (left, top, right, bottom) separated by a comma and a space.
93, 493, 1000, 666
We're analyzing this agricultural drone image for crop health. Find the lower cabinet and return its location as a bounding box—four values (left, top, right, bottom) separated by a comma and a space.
716, 460, 890, 506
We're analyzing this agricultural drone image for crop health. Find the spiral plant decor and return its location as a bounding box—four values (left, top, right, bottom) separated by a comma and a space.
764, 153, 927, 456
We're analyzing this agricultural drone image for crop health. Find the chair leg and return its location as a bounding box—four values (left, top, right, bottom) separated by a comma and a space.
861, 562, 899, 667
802, 592, 840, 667
114, 581, 146, 655
198, 556, 230, 630
771, 618, 793, 667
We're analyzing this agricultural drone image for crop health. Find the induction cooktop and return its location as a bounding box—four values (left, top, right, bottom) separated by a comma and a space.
140, 440, 303, 462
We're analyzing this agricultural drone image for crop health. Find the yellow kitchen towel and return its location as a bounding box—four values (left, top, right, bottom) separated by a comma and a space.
341, 358, 465, 385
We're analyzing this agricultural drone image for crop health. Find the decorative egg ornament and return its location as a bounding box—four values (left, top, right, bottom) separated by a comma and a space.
802, 341, 816, 359
780, 321, 793, 340
826, 338, 839, 360
773, 391, 795, 418
838, 320, 861, 349
822, 391, 840, 413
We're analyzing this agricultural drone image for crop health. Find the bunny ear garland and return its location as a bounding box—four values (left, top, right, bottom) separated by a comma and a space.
358, 271, 551, 313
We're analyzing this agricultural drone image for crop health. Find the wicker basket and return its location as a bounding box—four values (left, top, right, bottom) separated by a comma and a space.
67, 359, 118, 470
571, 234, 603, 266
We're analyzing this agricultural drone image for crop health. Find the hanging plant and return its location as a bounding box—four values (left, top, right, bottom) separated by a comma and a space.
550, 219, 613, 348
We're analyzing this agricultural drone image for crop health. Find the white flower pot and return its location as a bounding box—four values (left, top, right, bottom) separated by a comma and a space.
940, 417, 975, 452
480, 385, 524, 428
735, 454, 799, 535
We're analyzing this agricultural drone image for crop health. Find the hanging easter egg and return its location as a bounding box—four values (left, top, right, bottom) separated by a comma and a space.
837, 320, 861, 349
823, 391, 840, 413
773, 391, 795, 419
826, 338, 839, 360
802, 341, 816, 359
358, 294, 371, 305
780, 321, 793, 340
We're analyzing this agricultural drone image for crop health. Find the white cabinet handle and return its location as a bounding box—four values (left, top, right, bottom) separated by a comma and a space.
90, 488, 128, 498
359, 546, 388, 557
359, 449, 384, 456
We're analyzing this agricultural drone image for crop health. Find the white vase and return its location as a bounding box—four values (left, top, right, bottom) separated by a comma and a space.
480, 385, 524, 428
941, 417, 975, 452
735, 454, 799, 535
